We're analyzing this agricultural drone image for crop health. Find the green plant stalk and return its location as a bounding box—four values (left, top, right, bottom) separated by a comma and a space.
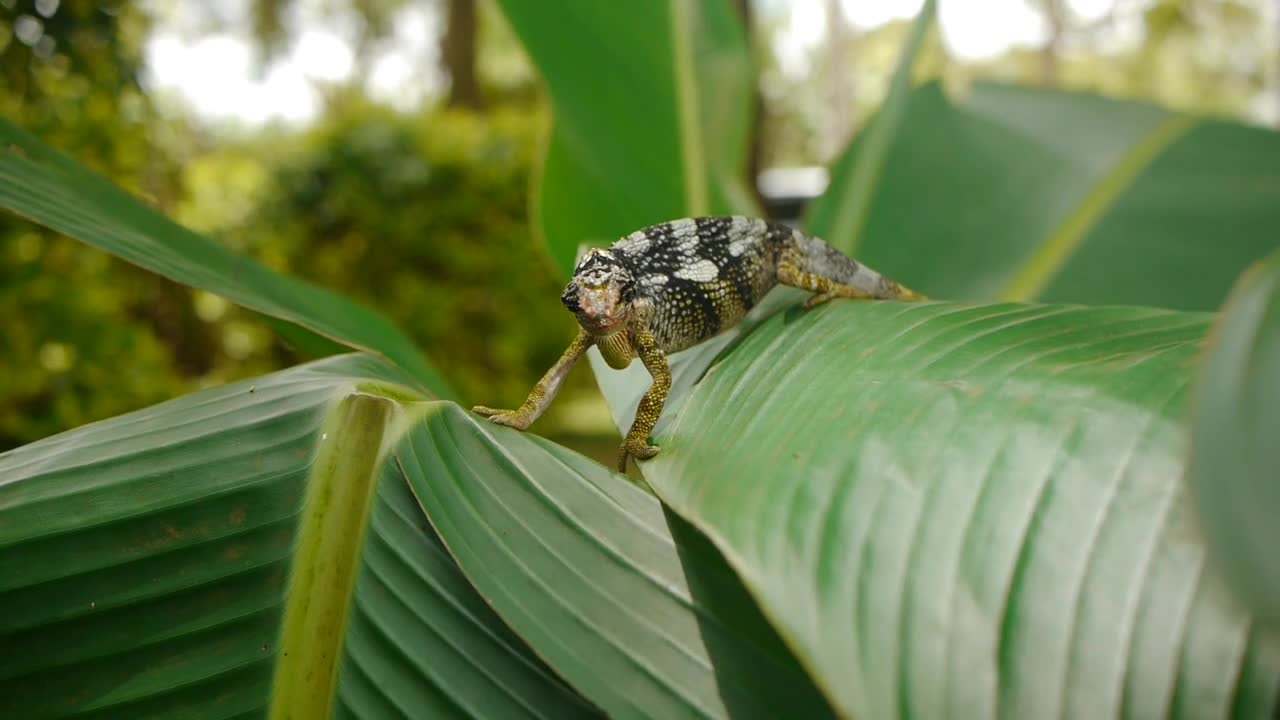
998, 114, 1196, 301
269, 393, 393, 719
671, 0, 709, 216
810, 0, 935, 254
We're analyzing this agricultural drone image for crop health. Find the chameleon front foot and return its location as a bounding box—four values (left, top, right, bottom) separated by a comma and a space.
472, 405, 535, 431
617, 435, 659, 472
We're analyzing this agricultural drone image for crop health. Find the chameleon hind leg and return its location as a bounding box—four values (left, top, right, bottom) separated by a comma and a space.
778, 261, 874, 310
777, 250, 924, 310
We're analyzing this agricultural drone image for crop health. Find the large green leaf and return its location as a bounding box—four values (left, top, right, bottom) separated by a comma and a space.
494, 0, 756, 275
335, 461, 598, 719
398, 403, 834, 719
1189, 249, 1280, 626
0, 351, 838, 718
0, 120, 453, 396
496, 3, 1280, 714
0, 355, 585, 718
595, 299, 1280, 718
818, 82, 1280, 310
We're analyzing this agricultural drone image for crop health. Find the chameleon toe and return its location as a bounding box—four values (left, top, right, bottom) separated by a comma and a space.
616, 438, 660, 471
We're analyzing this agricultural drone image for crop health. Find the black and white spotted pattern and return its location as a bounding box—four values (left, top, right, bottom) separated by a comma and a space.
563, 214, 904, 354
608, 216, 791, 352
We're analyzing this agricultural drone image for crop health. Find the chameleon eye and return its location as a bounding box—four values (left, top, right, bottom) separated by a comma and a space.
560, 284, 580, 312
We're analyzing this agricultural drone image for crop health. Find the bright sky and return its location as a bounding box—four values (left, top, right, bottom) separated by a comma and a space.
774, 0, 1118, 74
143, 0, 440, 125
143, 0, 1120, 127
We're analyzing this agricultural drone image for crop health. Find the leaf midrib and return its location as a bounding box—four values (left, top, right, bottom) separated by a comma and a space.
997, 115, 1198, 301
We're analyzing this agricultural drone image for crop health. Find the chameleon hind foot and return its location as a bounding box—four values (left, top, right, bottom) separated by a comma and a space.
472, 405, 535, 431
802, 283, 925, 309
802, 288, 871, 310
617, 435, 659, 472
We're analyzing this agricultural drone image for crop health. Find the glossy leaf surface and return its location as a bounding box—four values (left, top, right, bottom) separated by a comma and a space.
605, 300, 1280, 718
0, 355, 583, 718
336, 462, 598, 719
400, 403, 834, 719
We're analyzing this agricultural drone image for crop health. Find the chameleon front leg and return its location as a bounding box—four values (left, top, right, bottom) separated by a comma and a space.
617, 327, 671, 472
473, 328, 592, 430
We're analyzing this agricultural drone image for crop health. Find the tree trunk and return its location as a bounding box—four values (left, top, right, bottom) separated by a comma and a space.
442, 0, 482, 109
1042, 0, 1063, 87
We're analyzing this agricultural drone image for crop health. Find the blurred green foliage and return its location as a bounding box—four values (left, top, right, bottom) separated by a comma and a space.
0, 2, 595, 450
199, 96, 580, 411
0, 0, 194, 447
0, 88, 602, 450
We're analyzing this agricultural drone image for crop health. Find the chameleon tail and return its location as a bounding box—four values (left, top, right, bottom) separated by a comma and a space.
783, 228, 925, 301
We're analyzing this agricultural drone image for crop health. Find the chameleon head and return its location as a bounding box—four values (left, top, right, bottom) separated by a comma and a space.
561, 248, 635, 333
562, 248, 636, 369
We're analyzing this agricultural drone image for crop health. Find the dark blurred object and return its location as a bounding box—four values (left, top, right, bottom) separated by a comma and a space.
443, 0, 482, 109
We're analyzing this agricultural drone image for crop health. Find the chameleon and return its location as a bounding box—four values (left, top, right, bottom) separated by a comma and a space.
473, 215, 925, 472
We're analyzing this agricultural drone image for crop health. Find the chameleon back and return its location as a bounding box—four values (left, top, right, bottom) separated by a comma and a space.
610, 216, 792, 353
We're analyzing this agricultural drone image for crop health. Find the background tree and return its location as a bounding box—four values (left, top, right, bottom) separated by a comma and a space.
442, 0, 482, 108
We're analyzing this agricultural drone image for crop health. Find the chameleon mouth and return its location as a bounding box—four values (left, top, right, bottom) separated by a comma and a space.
582, 313, 625, 334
